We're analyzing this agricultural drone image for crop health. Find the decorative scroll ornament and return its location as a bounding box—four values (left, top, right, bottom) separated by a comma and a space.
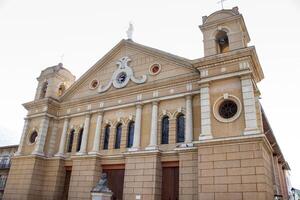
98, 56, 147, 93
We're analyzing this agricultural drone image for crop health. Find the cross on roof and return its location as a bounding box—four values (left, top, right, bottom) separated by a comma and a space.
217, 0, 227, 9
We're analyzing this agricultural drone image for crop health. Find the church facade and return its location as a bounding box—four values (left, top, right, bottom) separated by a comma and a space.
3, 7, 291, 200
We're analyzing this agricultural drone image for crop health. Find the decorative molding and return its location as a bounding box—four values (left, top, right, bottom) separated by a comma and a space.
98, 56, 147, 93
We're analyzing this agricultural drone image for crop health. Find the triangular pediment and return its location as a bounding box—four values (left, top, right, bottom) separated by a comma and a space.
60, 39, 198, 102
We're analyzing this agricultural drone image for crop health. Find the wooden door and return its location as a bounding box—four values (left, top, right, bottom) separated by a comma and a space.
62, 169, 71, 200
161, 166, 179, 200
102, 167, 125, 200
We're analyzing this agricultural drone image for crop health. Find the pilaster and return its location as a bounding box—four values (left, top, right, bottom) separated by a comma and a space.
129, 104, 143, 151
32, 116, 50, 156
199, 83, 213, 140
240, 75, 260, 135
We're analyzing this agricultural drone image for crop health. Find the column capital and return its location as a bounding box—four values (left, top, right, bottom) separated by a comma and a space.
136, 103, 143, 109
199, 82, 210, 88
185, 94, 193, 100
240, 74, 252, 80
152, 100, 159, 106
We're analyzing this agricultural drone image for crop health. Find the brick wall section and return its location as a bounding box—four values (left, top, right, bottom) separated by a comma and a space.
41, 158, 65, 200
4, 156, 45, 200
68, 156, 101, 200
123, 152, 161, 200
197, 138, 275, 200
178, 150, 198, 200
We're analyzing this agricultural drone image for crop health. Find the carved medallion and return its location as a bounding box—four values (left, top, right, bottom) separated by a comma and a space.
98, 57, 147, 93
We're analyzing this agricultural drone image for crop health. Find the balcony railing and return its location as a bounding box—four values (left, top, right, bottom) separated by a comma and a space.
0, 163, 10, 169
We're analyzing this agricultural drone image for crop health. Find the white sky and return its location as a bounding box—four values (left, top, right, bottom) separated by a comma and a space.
0, 0, 299, 188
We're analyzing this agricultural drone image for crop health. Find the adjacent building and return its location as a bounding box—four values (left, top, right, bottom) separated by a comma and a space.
3, 7, 292, 200
0, 145, 17, 200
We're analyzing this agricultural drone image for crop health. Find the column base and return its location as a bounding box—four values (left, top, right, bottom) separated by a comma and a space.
88, 151, 99, 155
177, 143, 194, 148
31, 151, 45, 157
199, 134, 213, 140
128, 147, 139, 152
244, 128, 260, 135
145, 145, 158, 150
54, 153, 65, 158
76, 152, 87, 156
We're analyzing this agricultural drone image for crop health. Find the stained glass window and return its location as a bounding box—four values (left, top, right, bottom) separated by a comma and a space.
161, 116, 169, 144
115, 124, 122, 149
127, 121, 134, 148
103, 125, 110, 150
67, 129, 74, 153
76, 128, 83, 152
176, 114, 185, 143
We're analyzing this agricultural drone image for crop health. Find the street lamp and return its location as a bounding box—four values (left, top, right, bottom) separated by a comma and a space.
292, 188, 296, 200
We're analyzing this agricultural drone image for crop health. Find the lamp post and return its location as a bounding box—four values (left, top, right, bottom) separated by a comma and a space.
292, 188, 295, 200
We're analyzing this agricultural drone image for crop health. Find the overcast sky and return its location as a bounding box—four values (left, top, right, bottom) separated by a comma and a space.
0, 0, 299, 188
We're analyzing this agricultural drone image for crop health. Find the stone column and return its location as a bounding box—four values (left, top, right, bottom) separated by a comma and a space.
146, 101, 158, 150
241, 76, 259, 135
15, 118, 30, 156
130, 104, 142, 151
185, 95, 193, 145
78, 114, 91, 155
199, 83, 213, 140
90, 113, 103, 154
32, 116, 50, 155
55, 118, 69, 157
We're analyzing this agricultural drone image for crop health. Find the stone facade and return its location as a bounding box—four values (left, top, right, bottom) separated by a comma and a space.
2, 6, 291, 200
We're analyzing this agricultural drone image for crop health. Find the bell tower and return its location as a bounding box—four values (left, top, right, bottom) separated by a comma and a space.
34, 63, 75, 100
199, 7, 250, 56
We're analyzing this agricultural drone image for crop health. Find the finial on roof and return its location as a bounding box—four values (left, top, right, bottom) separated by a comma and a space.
126, 22, 134, 41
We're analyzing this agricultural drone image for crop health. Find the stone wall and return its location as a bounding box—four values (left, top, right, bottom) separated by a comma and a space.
123, 152, 161, 200
68, 155, 101, 200
197, 137, 275, 200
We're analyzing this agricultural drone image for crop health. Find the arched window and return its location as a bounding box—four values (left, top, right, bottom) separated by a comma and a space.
161, 116, 169, 144
127, 121, 134, 148
114, 123, 122, 149
216, 30, 229, 53
176, 114, 185, 143
67, 129, 75, 153
103, 125, 110, 150
58, 83, 66, 96
76, 128, 83, 152
29, 130, 38, 144
40, 81, 48, 99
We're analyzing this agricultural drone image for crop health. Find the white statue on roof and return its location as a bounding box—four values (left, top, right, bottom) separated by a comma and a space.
126, 22, 134, 40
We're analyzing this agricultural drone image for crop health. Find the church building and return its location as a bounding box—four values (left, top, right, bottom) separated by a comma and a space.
3, 7, 291, 200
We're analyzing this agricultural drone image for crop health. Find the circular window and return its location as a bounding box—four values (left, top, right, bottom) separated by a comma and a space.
116, 72, 127, 84
219, 100, 238, 119
213, 95, 242, 123
90, 80, 99, 90
29, 131, 38, 144
149, 64, 161, 75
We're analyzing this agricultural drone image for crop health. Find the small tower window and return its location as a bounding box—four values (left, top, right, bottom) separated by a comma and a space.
40, 81, 48, 99
216, 30, 229, 53
29, 131, 38, 144
58, 83, 66, 96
